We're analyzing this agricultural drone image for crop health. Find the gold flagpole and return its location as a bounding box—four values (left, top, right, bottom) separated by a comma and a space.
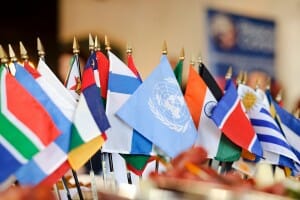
69, 36, 84, 200
225, 66, 232, 80
85, 33, 99, 200
124, 43, 135, 184
8, 44, 18, 63
179, 47, 188, 93
89, 33, 95, 52
94, 35, 101, 51
126, 42, 132, 55
236, 70, 243, 85
104, 34, 115, 175
37, 37, 45, 60
19, 41, 29, 62
0, 45, 10, 73
162, 40, 167, 55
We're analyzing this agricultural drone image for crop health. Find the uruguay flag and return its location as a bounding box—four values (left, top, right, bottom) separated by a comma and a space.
238, 84, 298, 168
211, 79, 263, 157
14, 61, 74, 185
102, 51, 152, 154
117, 55, 197, 158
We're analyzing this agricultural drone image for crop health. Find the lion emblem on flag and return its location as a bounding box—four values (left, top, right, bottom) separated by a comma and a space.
148, 77, 189, 133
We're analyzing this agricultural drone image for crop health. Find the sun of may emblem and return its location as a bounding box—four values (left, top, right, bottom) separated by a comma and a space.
242, 92, 257, 111
148, 77, 190, 133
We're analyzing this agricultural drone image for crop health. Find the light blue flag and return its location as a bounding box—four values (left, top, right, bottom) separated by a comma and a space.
116, 55, 197, 158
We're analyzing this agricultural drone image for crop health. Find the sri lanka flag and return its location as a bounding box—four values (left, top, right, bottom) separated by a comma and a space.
211, 79, 263, 157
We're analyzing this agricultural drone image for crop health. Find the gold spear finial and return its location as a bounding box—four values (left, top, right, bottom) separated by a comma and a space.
275, 89, 283, 103
0, 45, 8, 64
89, 33, 95, 52
293, 108, 300, 118
179, 47, 185, 60
73, 36, 80, 54
189, 55, 195, 67
126, 43, 132, 55
37, 37, 45, 58
19, 41, 29, 61
104, 35, 111, 51
94, 35, 101, 51
162, 40, 167, 55
236, 70, 243, 85
225, 66, 232, 80
266, 77, 271, 90
8, 44, 17, 62
197, 53, 203, 64
242, 71, 247, 85
255, 79, 261, 89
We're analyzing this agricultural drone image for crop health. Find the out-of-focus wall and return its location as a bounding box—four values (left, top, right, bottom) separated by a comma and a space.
59, 0, 300, 111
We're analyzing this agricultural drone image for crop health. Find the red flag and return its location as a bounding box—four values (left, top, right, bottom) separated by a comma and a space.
95, 51, 109, 101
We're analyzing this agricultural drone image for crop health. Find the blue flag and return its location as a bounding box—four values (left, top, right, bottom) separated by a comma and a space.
116, 55, 197, 158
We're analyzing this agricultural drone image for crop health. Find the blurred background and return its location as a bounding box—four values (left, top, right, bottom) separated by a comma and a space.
1, 0, 300, 111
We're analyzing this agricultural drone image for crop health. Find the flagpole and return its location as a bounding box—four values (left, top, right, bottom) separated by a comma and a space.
61, 176, 73, 200
86, 33, 100, 200
94, 35, 108, 187
179, 47, 187, 93
35, 38, 73, 200
67, 36, 84, 200
94, 34, 108, 187
153, 41, 169, 173
124, 43, 135, 184
104, 35, 116, 181
37, 37, 45, 61
0, 45, 11, 73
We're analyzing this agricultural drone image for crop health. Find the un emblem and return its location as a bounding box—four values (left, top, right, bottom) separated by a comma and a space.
148, 77, 190, 133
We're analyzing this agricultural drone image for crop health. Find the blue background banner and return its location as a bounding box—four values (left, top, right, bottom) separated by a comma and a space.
206, 9, 276, 84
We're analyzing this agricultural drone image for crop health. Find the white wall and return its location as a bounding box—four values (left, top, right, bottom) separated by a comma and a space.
59, 0, 300, 111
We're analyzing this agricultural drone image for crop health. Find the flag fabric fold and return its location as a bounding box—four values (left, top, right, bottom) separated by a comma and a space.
274, 101, 300, 162
64, 54, 81, 100
117, 55, 197, 158
95, 50, 110, 103
0, 66, 61, 183
198, 64, 241, 161
238, 84, 298, 168
102, 51, 152, 155
127, 53, 142, 82
211, 79, 263, 157
184, 66, 240, 160
68, 52, 110, 170
173, 59, 183, 87
13, 61, 74, 185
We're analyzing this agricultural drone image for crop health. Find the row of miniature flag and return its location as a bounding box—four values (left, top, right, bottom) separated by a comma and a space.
1, 41, 300, 189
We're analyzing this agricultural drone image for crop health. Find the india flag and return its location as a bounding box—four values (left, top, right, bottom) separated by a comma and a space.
185, 66, 240, 160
